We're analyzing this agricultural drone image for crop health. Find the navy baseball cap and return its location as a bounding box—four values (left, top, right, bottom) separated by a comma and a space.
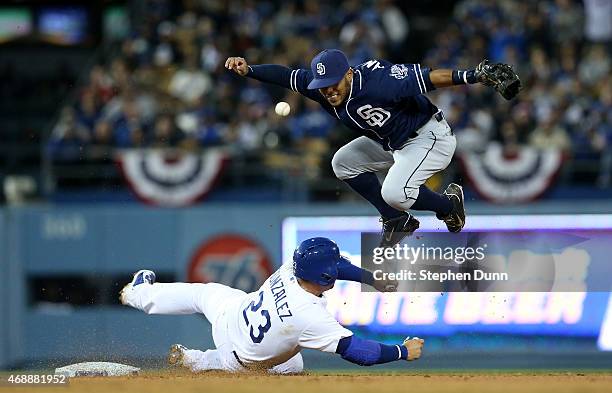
307, 49, 350, 90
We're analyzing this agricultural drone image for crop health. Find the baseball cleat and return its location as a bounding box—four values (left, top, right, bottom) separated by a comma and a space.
379, 213, 420, 247
168, 344, 188, 367
437, 183, 465, 233
119, 269, 156, 305
131, 269, 156, 286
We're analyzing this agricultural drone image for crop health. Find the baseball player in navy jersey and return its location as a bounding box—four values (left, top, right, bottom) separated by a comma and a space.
120, 237, 424, 373
225, 50, 517, 247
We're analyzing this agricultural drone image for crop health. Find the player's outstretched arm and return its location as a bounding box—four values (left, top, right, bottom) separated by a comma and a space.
225, 56, 310, 93
336, 256, 397, 292
335, 335, 424, 366
428, 60, 521, 100
299, 312, 422, 366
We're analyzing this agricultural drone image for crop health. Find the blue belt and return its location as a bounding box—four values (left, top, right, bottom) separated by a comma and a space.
409, 111, 447, 139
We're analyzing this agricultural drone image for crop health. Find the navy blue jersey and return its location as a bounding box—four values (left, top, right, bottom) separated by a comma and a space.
248, 59, 439, 150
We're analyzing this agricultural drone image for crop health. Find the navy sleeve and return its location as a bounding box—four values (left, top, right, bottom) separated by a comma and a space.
387, 63, 436, 101
335, 336, 407, 366
292, 68, 323, 101
247, 64, 293, 90
247, 65, 322, 102
336, 256, 374, 285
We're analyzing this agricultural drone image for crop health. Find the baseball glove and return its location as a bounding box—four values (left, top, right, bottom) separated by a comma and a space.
475, 60, 522, 100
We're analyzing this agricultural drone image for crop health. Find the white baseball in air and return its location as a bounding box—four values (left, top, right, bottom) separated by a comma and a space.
275, 101, 291, 116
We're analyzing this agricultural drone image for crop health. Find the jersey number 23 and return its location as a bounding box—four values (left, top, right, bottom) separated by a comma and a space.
242, 291, 272, 344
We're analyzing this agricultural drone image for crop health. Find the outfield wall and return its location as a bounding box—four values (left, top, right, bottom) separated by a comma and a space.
1, 202, 612, 369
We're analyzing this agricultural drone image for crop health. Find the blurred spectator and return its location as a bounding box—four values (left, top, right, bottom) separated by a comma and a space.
87, 65, 115, 104
571, 120, 605, 161
75, 89, 100, 131
584, 0, 612, 42
578, 44, 610, 86
290, 99, 335, 141
455, 110, 494, 153
375, 0, 409, 54
112, 99, 147, 147
168, 54, 212, 104
550, 0, 584, 44
153, 21, 181, 67
500, 120, 521, 156
194, 112, 224, 146
92, 120, 114, 147
48, 107, 90, 162
529, 114, 571, 152
151, 114, 186, 147
88, 120, 115, 162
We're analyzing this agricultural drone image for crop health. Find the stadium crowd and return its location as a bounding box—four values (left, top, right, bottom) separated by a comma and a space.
48, 0, 611, 186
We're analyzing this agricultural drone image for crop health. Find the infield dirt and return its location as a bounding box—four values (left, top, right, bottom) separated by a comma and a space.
2, 370, 611, 393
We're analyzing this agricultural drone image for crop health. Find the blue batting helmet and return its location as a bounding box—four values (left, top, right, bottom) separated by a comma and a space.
293, 237, 341, 286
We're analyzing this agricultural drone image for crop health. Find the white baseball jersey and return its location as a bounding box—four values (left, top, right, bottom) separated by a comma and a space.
222, 263, 353, 367
123, 264, 353, 371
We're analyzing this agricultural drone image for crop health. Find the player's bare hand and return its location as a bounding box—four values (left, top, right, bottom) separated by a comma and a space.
402, 337, 424, 360
225, 57, 249, 76
373, 278, 398, 292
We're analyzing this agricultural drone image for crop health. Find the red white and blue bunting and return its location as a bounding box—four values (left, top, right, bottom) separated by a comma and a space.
460, 143, 563, 203
117, 149, 226, 206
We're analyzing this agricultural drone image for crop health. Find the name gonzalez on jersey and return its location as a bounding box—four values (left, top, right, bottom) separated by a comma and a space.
269, 269, 293, 322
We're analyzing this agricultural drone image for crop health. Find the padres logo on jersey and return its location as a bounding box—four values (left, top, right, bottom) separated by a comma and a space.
390, 64, 409, 79
357, 105, 391, 127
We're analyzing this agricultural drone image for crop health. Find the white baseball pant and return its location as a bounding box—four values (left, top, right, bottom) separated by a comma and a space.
331, 115, 456, 211
124, 282, 304, 374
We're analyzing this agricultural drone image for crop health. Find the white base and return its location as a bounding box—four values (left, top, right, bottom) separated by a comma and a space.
55, 362, 140, 377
